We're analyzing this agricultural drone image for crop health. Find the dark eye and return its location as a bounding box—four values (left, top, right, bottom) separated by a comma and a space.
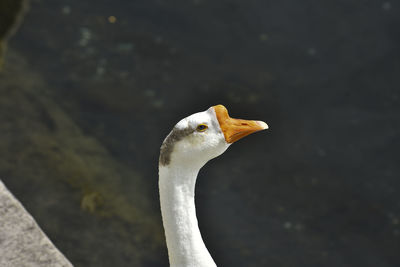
196, 124, 208, 132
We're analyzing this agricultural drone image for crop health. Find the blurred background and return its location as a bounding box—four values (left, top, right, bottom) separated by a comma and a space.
1, 0, 399, 266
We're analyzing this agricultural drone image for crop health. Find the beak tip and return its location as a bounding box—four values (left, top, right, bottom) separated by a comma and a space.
256, 121, 269, 130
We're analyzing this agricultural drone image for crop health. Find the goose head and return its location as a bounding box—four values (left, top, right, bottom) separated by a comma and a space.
159, 104, 268, 169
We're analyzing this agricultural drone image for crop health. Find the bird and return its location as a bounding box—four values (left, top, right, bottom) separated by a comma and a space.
159, 104, 268, 267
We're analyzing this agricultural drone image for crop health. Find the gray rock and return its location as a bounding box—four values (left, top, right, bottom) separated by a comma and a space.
0, 180, 73, 267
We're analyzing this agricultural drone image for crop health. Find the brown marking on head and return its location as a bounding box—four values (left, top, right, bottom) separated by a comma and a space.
213, 104, 268, 143
159, 127, 195, 166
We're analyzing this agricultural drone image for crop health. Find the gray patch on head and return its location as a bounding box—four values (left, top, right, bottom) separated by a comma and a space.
159, 126, 195, 166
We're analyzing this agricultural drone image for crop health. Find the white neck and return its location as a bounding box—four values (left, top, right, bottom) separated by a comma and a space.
159, 163, 217, 267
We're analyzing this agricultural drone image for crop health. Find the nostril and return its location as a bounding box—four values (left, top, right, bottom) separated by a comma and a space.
241, 123, 248, 126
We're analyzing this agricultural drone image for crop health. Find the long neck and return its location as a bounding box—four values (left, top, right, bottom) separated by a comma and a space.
159, 164, 216, 267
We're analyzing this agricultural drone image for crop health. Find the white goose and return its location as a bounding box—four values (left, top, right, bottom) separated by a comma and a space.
159, 104, 268, 267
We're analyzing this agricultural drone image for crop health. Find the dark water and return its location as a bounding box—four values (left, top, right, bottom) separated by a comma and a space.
1, 0, 399, 266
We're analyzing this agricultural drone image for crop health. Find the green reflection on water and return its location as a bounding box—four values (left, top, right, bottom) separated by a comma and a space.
0, 51, 165, 265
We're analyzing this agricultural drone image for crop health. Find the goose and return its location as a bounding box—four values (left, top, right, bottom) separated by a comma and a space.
159, 104, 268, 267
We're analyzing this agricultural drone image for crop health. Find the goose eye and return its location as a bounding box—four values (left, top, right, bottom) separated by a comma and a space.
196, 124, 208, 132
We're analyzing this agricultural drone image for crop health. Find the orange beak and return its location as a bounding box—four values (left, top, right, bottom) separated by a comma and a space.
213, 104, 268, 143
